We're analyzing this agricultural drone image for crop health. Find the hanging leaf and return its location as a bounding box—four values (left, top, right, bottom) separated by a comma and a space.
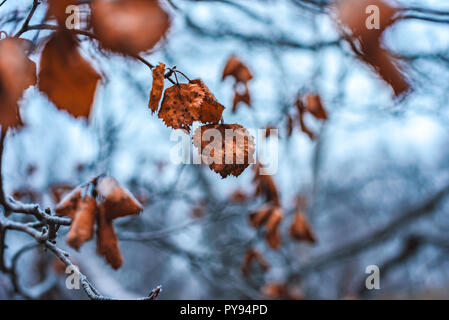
222, 55, 253, 84
193, 123, 255, 178
158, 82, 204, 130
148, 62, 165, 113
252, 163, 280, 206
55, 187, 83, 219
305, 94, 328, 120
96, 205, 123, 269
91, 0, 170, 55
38, 32, 101, 119
232, 84, 251, 113
0, 37, 36, 132
66, 195, 96, 250
190, 79, 225, 124
241, 248, 270, 277
249, 205, 273, 228
289, 212, 316, 243
296, 96, 315, 140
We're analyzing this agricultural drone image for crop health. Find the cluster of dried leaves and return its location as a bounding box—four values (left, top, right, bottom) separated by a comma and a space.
148, 62, 255, 178
222, 55, 253, 112
333, 0, 411, 97
1, 0, 171, 133
55, 176, 143, 269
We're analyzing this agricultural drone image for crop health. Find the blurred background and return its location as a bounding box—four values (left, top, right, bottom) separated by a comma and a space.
1, 0, 449, 299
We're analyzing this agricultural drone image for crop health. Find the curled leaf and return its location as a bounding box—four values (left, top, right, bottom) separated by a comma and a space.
305, 94, 327, 120
148, 62, 165, 113
222, 55, 253, 84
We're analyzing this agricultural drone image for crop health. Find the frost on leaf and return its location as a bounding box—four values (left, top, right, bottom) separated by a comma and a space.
193, 123, 255, 178
91, 0, 170, 55
148, 62, 165, 113
38, 32, 101, 119
289, 212, 316, 243
0, 37, 36, 133
241, 249, 270, 277
55, 176, 142, 269
333, 0, 410, 97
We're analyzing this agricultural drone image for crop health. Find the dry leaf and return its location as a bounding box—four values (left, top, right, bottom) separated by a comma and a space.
96, 204, 123, 269
192, 123, 255, 178
241, 249, 270, 277
158, 82, 204, 130
305, 94, 327, 120
91, 0, 170, 55
229, 189, 249, 204
190, 79, 225, 124
232, 84, 251, 113
148, 62, 165, 113
55, 186, 82, 219
265, 207, 283, 234
46, 0, 78, 26
0, 37, 36, 132
289, 212, 316, 243
296, 96, 315, 140
249, 205, 273, 228
286, 114, 293, 137
38, 32, 101, 119
265, 228, 282, 250
222, 55, 253, 84
66, 195, 96, 250
253, 163, 280, 206
96, 176, 143, 220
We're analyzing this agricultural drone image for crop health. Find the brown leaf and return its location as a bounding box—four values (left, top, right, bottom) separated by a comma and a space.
158, 82, 204, 130
252, 163, 280, 206
222, 55, 253, 84
228, 189, 249, 204
296, 97, 315, 140
46, 0, 78, 26
286, 114, 293, 137
190, 79, 225, 124
193, 123, 255, 178
305, 94, 327, 120
248, 205, 273, 228
66, 195, 96, 250
289, 212, 316, 243
38, 32, 101, 119
265, 228, 281, 249
148, 62, 165, 113
0, 37, 36, 132
241, 248, 270, 277
265, 207, 283, 234
96, 176, 143, 220
91, 0, 170, 55
96, 204, 123, 269
55, 186, 82, 219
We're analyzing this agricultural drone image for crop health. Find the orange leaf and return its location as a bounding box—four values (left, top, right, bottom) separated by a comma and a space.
192, 123, 255, 178
222, 55, 253, 84
158, 83, 204, 130
96, 176, 143, 220
148, 62, 165, 113
55, 186, 82, 219
190, 79, 225, 124
265, 207, 283, 234
249, 205, 273, 228
0, 38, 36, 133
96, 205, 123, 269
232, 84, 251, 113
38, 32, 101, 119
241, 248, 270, 277
91, 0, 170, 55
305, 94, 327, 120
46, 0, 78, 26
252, 163, 280, 206
265, 228, 281, 250
66, 195, 96, 250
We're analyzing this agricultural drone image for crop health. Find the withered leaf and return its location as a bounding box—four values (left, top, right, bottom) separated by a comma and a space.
96, 176, 143, 220
190, 79, 225, 124
91, 0, 170, 55
232, 84, 251, 113
148, 62, 165, 113
158, 82, 204, 130
38, 32, 101, 119
55, 186, 83, 219
249, 205, 273, 229
66, 195, 96, 250
0, 37, 37, 133
289, 212, 316, 243
96, 205, 123, 269
193, 123, 255, 178
241, 249, 270, 277
222, 55, 253, 84
252, 163, 280, 206
296, 96, 315, 140
265, 228, 281, 250
261, 282, 304, 300
46, 0, 78, 26
305, 94, 327, 120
